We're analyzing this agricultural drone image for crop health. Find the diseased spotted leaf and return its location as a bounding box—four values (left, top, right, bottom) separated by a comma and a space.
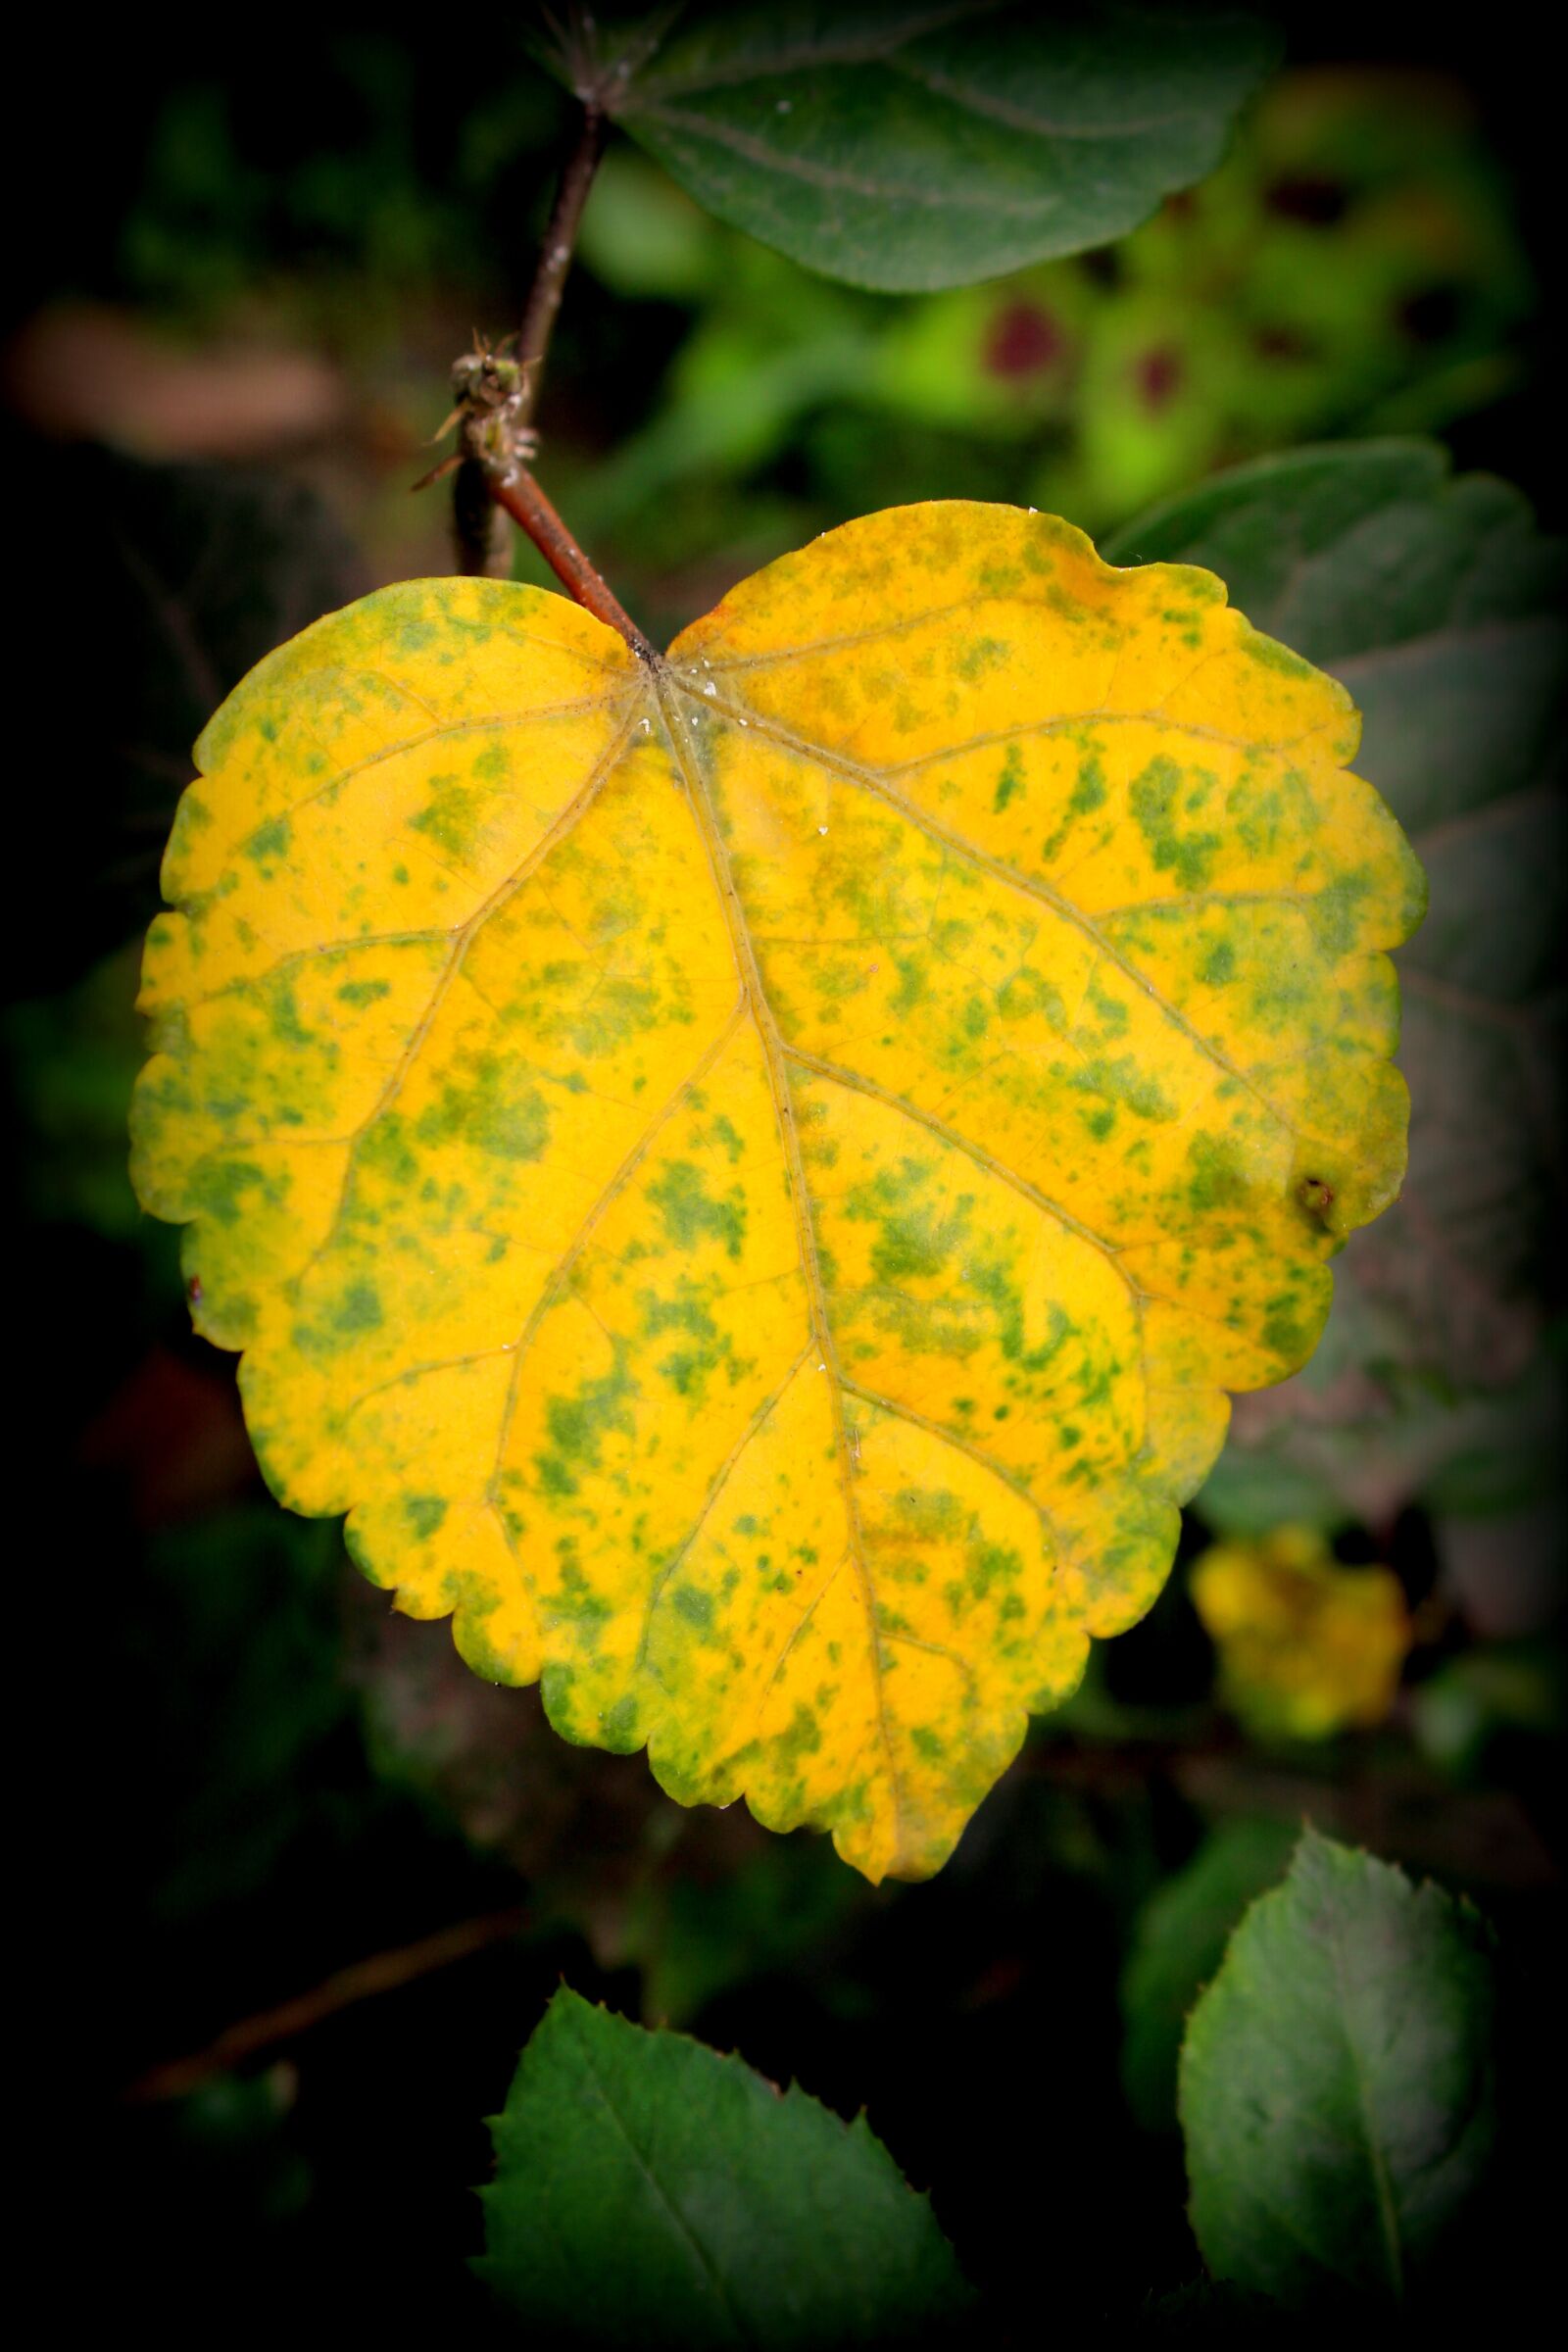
562, 3, 1278, 292
1104, 442, 1565, 1522
476, 1986, 973, 2345
131, 502, 1420, 1881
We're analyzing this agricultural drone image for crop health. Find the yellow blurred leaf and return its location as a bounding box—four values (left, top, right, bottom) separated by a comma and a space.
1190, 1525, 1411, 1739
131, 503, 1422, 1879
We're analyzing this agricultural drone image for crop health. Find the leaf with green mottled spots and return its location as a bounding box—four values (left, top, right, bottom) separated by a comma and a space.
131, 501, 1421, 1881
477, 1986, 973, 2345
1105, 442, 1564, 1526
556, 3, 1278, 292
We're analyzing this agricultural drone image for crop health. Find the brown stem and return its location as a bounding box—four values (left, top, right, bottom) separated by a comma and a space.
515, 103, 606, 425
123, 1904, 531, 2103
490, 465, 658, 661
453, 104, 607, 575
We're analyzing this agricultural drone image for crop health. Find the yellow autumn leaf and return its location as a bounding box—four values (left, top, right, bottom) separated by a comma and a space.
130, 503, 1423, 1881
1190, 1524, 1412, 1740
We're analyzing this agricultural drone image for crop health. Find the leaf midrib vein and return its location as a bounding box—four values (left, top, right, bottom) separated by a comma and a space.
565, 2011, 755, 2347
1325, 1906, 1406, 2300
656, 668, 911, 1867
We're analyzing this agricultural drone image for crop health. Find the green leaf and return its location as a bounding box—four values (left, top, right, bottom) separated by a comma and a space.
1120, 1817, 1297, 2132
569, 4, 1278, 292
477, 1987, 974, 2346
1179, 1830, 1496, 2308
1106, 443, 1566, 1518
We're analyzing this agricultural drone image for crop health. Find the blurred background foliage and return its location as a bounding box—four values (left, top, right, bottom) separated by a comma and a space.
4, 4, 1559, 2335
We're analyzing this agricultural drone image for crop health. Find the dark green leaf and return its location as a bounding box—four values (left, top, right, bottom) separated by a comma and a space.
477, 1987, 974, 2346
572, 4, 1277, 292
1179, 1830, 1496, 2308
1120, 1818, 1297, 2132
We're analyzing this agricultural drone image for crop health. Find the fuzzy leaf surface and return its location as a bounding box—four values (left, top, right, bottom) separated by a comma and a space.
132, 502, 1420, 1880
476, 1986, 971, 2345
1180, 1831, 1496, 2306
579, 3, 1277, 292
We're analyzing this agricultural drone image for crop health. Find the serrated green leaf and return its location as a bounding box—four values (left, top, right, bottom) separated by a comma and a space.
1120, 1816, 1297, 2132
1179, 1830, 1496, 2307
569, 3, 1277, 292
476, 1986, 973, 2346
